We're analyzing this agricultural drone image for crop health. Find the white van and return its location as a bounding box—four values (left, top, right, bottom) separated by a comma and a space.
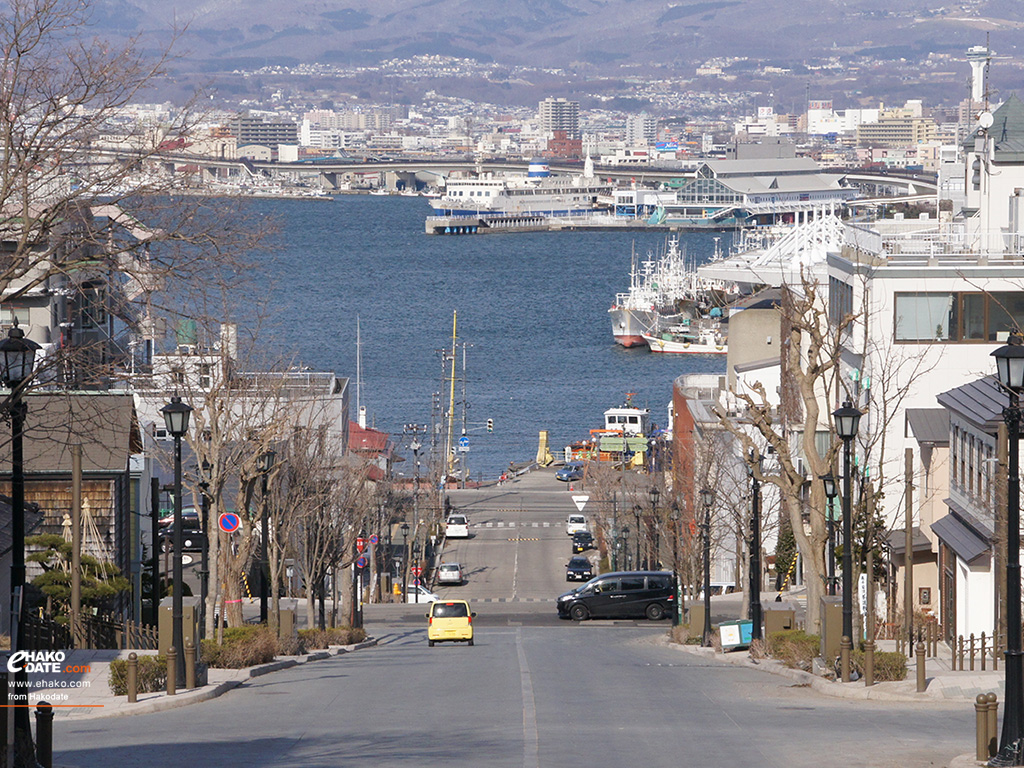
446, 514, 469, 539
566, 514, 588, 536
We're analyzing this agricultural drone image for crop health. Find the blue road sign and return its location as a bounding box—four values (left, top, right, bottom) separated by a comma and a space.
218, 512, 241, 533
356, 556, 368, 568
369, 534, 379, 544
458, 435, 470, 447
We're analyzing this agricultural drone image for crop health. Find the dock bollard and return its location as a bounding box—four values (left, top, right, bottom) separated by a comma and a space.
167, 646, 177, 696
127, 652, 138, 703
185, 638, 196, 690
987, 692, 999, 757
35, 701, 53, 768
916, 641, 926, 692
977, 694, 990, 761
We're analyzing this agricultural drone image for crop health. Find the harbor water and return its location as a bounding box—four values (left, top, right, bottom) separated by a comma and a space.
252, 194, 727, 480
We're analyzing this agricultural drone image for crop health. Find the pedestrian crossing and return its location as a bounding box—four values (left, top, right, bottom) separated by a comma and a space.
470, 521, 556, 528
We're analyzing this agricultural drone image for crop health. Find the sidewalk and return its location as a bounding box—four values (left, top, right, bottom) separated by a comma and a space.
31, 639, 377, 721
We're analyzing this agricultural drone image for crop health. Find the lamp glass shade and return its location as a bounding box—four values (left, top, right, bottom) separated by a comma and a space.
161, 396, 193, 437
258, 450, 276, 474
833, 401, 861, 440
993, 339, 1024, 392
649, 486, 660, 504
700, 488, 714, 508
0, 325, 40, 388
821, 474, 837, 499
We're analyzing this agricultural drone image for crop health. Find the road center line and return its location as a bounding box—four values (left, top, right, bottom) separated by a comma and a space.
516, 627, 539, 768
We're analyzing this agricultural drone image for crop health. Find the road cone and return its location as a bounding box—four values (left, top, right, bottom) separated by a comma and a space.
569, 484, 574, 491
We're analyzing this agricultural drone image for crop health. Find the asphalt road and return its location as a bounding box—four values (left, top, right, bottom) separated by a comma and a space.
53, 471, 974, 767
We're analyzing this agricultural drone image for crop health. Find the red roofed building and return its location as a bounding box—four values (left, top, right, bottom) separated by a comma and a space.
348, 418, 394, 483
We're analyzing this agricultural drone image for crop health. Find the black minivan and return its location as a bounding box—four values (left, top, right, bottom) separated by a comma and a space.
556, 570, 675, 621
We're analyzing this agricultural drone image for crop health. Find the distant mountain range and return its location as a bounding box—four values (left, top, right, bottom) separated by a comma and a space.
92, 0, 1021, 105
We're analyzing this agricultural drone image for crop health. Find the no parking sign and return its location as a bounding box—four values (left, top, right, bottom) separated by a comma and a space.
219, 512, 241, 533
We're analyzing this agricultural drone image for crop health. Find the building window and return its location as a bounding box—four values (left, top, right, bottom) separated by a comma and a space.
895, 291, 1024, 343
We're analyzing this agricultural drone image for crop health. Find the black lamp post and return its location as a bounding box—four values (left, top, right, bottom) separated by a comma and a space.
0, 321, 40, 752
633, 504, 642, 569
412, 541, 422, 604
198, 460, 211, 640
700, 487, 714, 647
747, 453, 763, 641
833, 400, 861, 684
620, 526, 630, 570
401, 522, 410, 603
161, 395, 193, 688
670, 504, 681, 626
648, 487, 661, 569
821, 473, 838, 597
257, 449, 275, 624
991, 334, 1024, 765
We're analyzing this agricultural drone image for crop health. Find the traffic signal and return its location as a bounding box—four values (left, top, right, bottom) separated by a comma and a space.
486, 418, 493, 433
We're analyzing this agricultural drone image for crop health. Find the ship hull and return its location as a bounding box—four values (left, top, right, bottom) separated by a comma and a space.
609, 305, 656, 347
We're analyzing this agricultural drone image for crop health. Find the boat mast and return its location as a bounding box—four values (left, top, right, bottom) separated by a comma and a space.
445, 311, 458, 477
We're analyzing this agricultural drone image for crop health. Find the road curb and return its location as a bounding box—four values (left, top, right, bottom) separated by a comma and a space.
668, 637, 953, 703
71, 636, 378, 720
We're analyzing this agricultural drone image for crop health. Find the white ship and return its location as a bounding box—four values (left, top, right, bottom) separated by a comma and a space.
429, 157, 612, 217
642, 321, 727, 355
609, 236, 734, 347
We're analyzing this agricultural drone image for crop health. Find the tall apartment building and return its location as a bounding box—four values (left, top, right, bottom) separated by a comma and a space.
625, 112, 658, 146
539, 97, 580, 139
855, 116, 938, 148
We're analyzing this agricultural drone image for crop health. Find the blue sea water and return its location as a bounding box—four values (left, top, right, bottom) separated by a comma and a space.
251, 195, 726, 480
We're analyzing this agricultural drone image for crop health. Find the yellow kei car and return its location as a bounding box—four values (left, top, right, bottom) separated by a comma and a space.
427, 599, 476, 646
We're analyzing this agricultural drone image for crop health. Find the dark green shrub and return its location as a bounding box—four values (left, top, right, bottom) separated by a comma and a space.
109, 655, 167, 695
765, 629, 820, 670
852, 649, 907, 682
201, 626, 277, 668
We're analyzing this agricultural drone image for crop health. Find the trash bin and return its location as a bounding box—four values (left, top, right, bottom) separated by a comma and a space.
719, 619, 753, 651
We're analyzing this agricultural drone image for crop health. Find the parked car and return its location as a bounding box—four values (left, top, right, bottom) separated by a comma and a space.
426, 599, 476, 646
405, 584, 440, 603
158, 509, 200, 528
437, 562, 464, 585
557, 571, 675, 622
445, 514, 470, 539
158, 521, 204, 552
555, 461, 584, 482
566, 514, 588, 536
571, 530, 595, 553
565, 556, 594, 582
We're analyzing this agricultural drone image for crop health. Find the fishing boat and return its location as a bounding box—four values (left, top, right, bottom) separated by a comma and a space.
609, 236, 736, 347
641, 322, 727, 354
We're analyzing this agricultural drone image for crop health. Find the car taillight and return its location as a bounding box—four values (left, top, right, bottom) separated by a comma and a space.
428, 617, 433, 624
667, 594, 674, 601
467, 615, 472, 624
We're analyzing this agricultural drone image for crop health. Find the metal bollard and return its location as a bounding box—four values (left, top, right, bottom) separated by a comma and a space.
982, 632, 987, 672
978, 694, 991, 761
916, 641, 927, 692
35, 701, 53, 768
994, 629, 1000, 671
1, 670, 8, 750
185, 638, 196, 690
167, 646, 177, 696
987, 692, 1000, 757
840, 635, 852, 683
864, 638, 875, 687
958, 635, 965, 671
127, 652, 138, 703
970, 633, 976, 671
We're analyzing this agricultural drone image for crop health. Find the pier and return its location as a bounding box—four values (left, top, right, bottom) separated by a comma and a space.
425, 212, 703, 235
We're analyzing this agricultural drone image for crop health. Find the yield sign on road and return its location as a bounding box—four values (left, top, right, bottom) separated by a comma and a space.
571, 495, 589, 512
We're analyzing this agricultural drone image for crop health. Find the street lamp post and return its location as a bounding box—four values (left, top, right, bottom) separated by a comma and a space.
700, 488, 715, 647
401, 522, 410, 603
0, 321, 40, 757
991, 334, 1024, 765
821, 473, 838, 597
198, 460, 211, 641
648, 487, 661, 569
747, 454, 763, 641
620, 526, 630, 570
833, 400, 862, 684
161, 395, 193, 689
670, 504, 681, 626
633, 504, 642, 569
257, 450, 275, 625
